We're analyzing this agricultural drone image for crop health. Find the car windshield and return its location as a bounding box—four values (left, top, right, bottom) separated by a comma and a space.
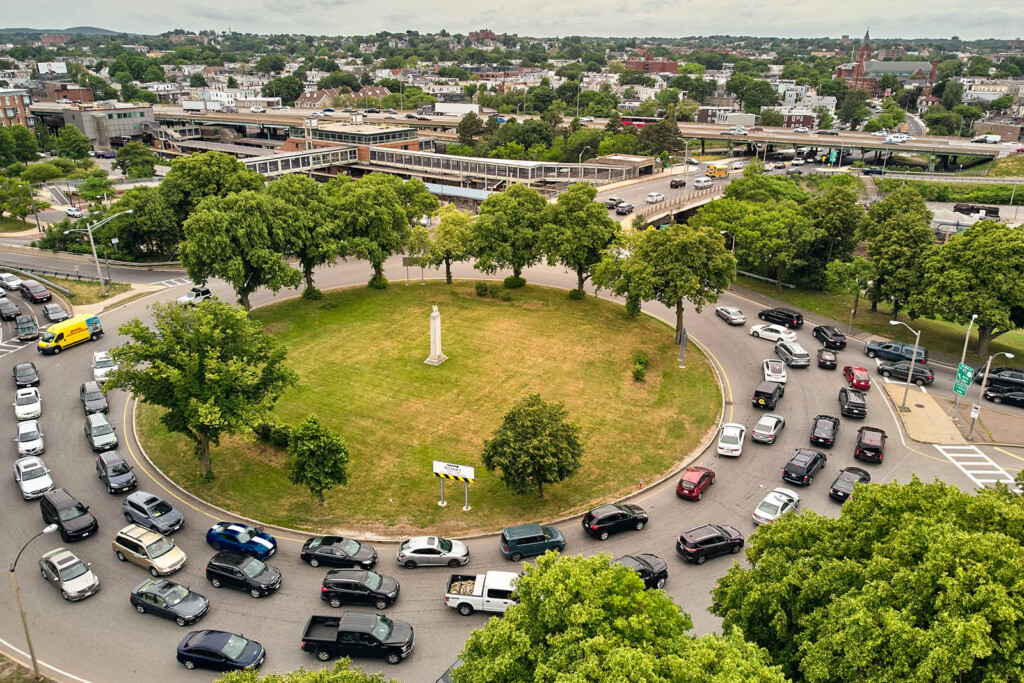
758, 501, 781, 516
370, 616, 393, 641
58, 560, 89, 582
84, 389, 104, 401
219, 634, 248, 660
91, 422, 113, 436
15, 366, 33, 377
241, 558, 267, 579
139, 534, 174, 556
41, 332, 56, 343
19, 428, 40, 442
16, 394, 37, 406
148, 500, 172, 517
163, 584, 189, 607
364, 572, 383, 590
95, 358, 115, 369
338, 539, 360, 555
107, 462, 131, 475
58, 504, 87, 521
438, 538, 453, 552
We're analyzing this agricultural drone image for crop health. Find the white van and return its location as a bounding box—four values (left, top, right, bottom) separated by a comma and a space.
693, 177, 714, 189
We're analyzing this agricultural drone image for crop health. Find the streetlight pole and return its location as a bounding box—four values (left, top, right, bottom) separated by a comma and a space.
578, 145, 591, 164
576, 80, 581, 118
719, 230, 735, 254
889, 319, 921, 412
969, 351, 1015, 440
682, 138, 698, 172
9, 524, 59, 682
951, 313, 978, 419
64, 209, 133, 297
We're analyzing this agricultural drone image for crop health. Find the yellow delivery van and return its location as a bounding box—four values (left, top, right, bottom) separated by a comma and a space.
37, 315, 103, 355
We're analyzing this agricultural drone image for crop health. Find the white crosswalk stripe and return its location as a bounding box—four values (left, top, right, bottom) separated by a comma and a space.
934, 444, 1017, 490
0, 340, 26, 359
147, 277, 192, 288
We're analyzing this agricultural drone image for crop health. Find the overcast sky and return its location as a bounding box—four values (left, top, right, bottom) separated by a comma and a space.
5, 0, 1022, 40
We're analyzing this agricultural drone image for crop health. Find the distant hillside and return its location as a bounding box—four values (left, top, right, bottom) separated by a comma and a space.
0, 26, 124, 36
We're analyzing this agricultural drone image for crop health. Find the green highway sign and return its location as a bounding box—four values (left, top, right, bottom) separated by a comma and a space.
956, 363, 975, 384
954, 380, 969, 397
829, 150, 838, 163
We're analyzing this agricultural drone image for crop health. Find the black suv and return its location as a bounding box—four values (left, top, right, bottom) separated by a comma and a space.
758, 307, 803, 329
40, 489, 98, 542
809, 415, 840, 448
854, 426, 887, 463
96, 451, 137, 493
981, 368, 1024, 391
878, 361, 935, 386
19, 280, 51, 303
812, 325, 847, 349
675, 524, 744, 564
206, 551, 282, 599
752, 381, 784, 409
669, 178, 687, 188
614, 554, 668, 590
839, 387, 867, 418
321, 569, 400, 609
782, 449, 827, 486
80, 381, 109, 414
582, 503, 648, 540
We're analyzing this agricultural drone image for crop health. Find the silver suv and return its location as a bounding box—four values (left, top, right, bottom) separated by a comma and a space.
775, 341, 810, 367
85, 413, 118, 451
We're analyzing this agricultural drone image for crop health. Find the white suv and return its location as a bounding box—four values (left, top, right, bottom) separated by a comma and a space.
92, 352, 118, 384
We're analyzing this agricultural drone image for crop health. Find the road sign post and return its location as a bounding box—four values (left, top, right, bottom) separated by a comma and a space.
951, 363, 975, 415
954, 381, 969, 396
433, 461, 475, 512
970, 404, 981, 419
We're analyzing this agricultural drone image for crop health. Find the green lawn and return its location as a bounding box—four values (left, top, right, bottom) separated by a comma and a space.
54, 278, 129, 305
736, 275, 1024, 365
0, 216, 36, 233
138, 282, 720, 535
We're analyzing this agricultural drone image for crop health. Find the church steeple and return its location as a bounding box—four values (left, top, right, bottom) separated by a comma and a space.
863, 28, 870, 44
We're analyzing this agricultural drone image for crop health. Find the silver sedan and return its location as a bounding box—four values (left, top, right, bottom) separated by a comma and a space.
396, 536, 470, 568
715, 306, 745, 325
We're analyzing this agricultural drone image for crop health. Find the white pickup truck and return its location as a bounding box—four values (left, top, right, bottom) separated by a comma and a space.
444, 571, 519, 616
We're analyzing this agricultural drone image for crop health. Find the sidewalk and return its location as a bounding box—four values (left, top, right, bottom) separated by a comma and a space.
883, 384, 966, 444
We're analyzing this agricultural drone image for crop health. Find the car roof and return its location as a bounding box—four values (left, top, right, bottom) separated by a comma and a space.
82, 380, 103, 392
18, 420, 40, 431
325, 568, 369, 582
16, 387, 38, 397
503, 523, 544, 538
681, 467, 711, 482
16, 456, 44, 470
339, 612, 382, 631
591, 504, 626, 516
683, 524, 728, 541
41, 547, 78, 564
127, 491, 162, 506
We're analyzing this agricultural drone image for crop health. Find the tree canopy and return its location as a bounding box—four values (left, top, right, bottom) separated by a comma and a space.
159, 151, 266, 226
541, 183, 621, 294
286, 414, 350, 506
473, 184, 547, 283
215, 658, 393, 683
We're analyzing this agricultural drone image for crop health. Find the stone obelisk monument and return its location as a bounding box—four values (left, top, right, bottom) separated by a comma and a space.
424, 305, 448, 366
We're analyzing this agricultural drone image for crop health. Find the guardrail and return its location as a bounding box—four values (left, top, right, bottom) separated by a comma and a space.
0, 261, 107, 292
882, 171, 1023, 184
737, 270, 796, 289
637, 187, 722, 221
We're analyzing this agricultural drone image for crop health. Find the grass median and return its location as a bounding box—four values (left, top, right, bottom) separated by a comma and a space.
138, 281, 720, 535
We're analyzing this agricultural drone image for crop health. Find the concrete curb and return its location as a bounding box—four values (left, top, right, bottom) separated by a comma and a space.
126, 279, 727, 544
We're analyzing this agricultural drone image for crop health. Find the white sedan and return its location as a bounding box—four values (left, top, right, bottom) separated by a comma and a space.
753, 488, 800, 525
715, 306, 745, 325
762, 359, 788, 384
749, 324, 797, 343
13, 456, 53, 500
870, 130, 888, 137
716, 423, 747, 457
13, 387, 41, 420
793, 127, 809, 133
646, 192, 665, 203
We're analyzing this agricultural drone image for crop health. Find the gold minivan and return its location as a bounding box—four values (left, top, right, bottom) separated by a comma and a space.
112, 524, 186, 577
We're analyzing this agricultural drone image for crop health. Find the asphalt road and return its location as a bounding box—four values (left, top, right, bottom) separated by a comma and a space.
0, 254, 1019, 683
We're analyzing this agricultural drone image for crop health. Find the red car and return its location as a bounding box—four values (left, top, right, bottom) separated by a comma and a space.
676, 466, 715, 501
843, 366, 871, 390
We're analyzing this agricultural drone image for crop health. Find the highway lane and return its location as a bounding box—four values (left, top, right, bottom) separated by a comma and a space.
0, 255, 992, 683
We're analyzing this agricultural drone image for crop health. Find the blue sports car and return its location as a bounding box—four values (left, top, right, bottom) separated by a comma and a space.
205, 522, 277, 560
177, 629, 265, 672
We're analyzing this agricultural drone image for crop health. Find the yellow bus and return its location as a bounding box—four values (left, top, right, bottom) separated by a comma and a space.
706, 165, 729, 179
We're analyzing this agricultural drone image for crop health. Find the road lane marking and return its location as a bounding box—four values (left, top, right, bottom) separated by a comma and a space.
934, 444, 1017, 490
0, 636, 93, 683
147, 277, 191, 288
993, 446, 1024, 464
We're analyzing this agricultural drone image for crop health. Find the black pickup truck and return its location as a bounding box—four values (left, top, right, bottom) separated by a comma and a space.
300, 613, 414, 665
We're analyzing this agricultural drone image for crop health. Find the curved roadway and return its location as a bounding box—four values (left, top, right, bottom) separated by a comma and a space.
0, 255, 1013, 683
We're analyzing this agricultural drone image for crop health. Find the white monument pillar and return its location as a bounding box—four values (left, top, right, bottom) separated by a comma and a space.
424, 305, 448, 366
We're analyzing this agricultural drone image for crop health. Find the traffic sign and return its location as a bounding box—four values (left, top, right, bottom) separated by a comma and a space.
970, 404, 981, 419
956, 363, 975, 384
954, 380, 969, 396
829, 150, 838, 163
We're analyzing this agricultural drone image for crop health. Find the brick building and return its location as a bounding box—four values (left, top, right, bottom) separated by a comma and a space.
623, 58, 678, 74
0, 88, 34, 128
40, 34, 70, 47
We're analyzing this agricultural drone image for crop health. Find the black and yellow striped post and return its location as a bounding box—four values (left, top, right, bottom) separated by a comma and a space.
433, 461, 475, 511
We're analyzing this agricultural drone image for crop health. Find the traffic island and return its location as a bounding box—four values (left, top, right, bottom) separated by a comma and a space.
883, 384, 966, 444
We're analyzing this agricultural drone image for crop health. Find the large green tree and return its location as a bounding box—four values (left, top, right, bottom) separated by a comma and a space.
159, 151, 266, 226
108, 186, 181, 259
825, 257, 875, 318
481, 393, 583, 498
541, 183, 621, 295
114, 141, 160, 178
712, 477, 1024, 683
216, 658, 392, 682
107, 301, 296, 479
55, 125, 91, 160
457, 111, 485, 144
457, 553, 789, 683
591, 233, 656, 317
473, 184, 547, 284
9, 124, 39, 162
267, 174, 338, 297
804, 181, 865, 269
286, 414, 350, 506
419, 203, 474, 284
912, 220, 1024, 354
180, 190, 302, 310
78, 175, 115, 203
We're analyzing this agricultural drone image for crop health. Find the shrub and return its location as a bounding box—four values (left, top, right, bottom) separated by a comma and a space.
475, 281, 488, 296
253, 419, 292, 448
632, 350, 650, 370
499, 289, 513, 301
368, 274, 389, 289
302, 287, 323, 301
50, 157, 75, 174
632, 363, 647, 382
568, 288, 585, 300
488, 284, 500, 297
504, 275, 526, 289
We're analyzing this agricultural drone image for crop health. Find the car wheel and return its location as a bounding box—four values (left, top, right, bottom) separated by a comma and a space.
867, 350, 877, 358
176, 617, 187, 627
183, 660, 195, 670
656, 577, 666, 589
697, 491, 702, 501
882, 370, 892, 378
404, 560, 416, 569
375, 599, 389, 610
758, 313, 766, 320
250, 588, 262, 598
210, 577, 222, 588
448, 558, 461, 568
210, 542, 221, 551
316, 649, 332, 662
52, 346, 61, 355
458, 603, 474, 616
124, 512, 133, 523
60, 530, 69, 543
914, 378, 925, 386
731, 544, 742, 554
994, 397, 1003, 404
135, 604, 146, 614
635, 521, 645, 531
695, 554, 706, 565
115, 551, 126, 562
807, 476, 813, 485
510, 552, 523, 562
386, 652, 401, 665
752, 331, 760, 338
61, 590, 69, 601
599, 531, 609, 541
309, 558, 319, 568
328, 595, 342, 607
150, 567, 160, 577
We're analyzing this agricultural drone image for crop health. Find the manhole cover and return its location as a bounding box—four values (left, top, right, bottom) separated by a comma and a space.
914, 404, 926, 408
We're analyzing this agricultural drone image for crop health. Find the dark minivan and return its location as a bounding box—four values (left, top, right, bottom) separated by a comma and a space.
758, 307, 803, 329
499, 523, 566, 562
40, 489, 98, 542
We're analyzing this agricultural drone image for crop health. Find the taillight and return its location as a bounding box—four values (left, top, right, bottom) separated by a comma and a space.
803, 476, 809, 482
301, 641, 306, 649
590, 525, 599, 530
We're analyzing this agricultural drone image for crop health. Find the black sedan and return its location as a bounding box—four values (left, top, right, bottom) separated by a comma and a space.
809, 415, 840, 448
41, 303, 69, 323
130, 579, 209, 626
878, 361, 935, 386
615, 554, 668, 590
984, 388, 1024, 407
0, 298, 20, 320
13, 362, 39, 388
300, 536, 377, 569
829, 467, 871, 502
321, 569, 400, 609
176, 630, 265, 672
817, 348, 837, 370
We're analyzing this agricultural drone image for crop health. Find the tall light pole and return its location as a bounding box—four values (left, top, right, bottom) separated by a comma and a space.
576, 80, 582, 118
10, 524, 59, 682
951, 313, 978, 419
682, 138, 698, 172
578, 145, 592, 164
969, 351, 1015, 440
719, 230, 735, 254
64, 208, 133, 297
889, 319, 921, 412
